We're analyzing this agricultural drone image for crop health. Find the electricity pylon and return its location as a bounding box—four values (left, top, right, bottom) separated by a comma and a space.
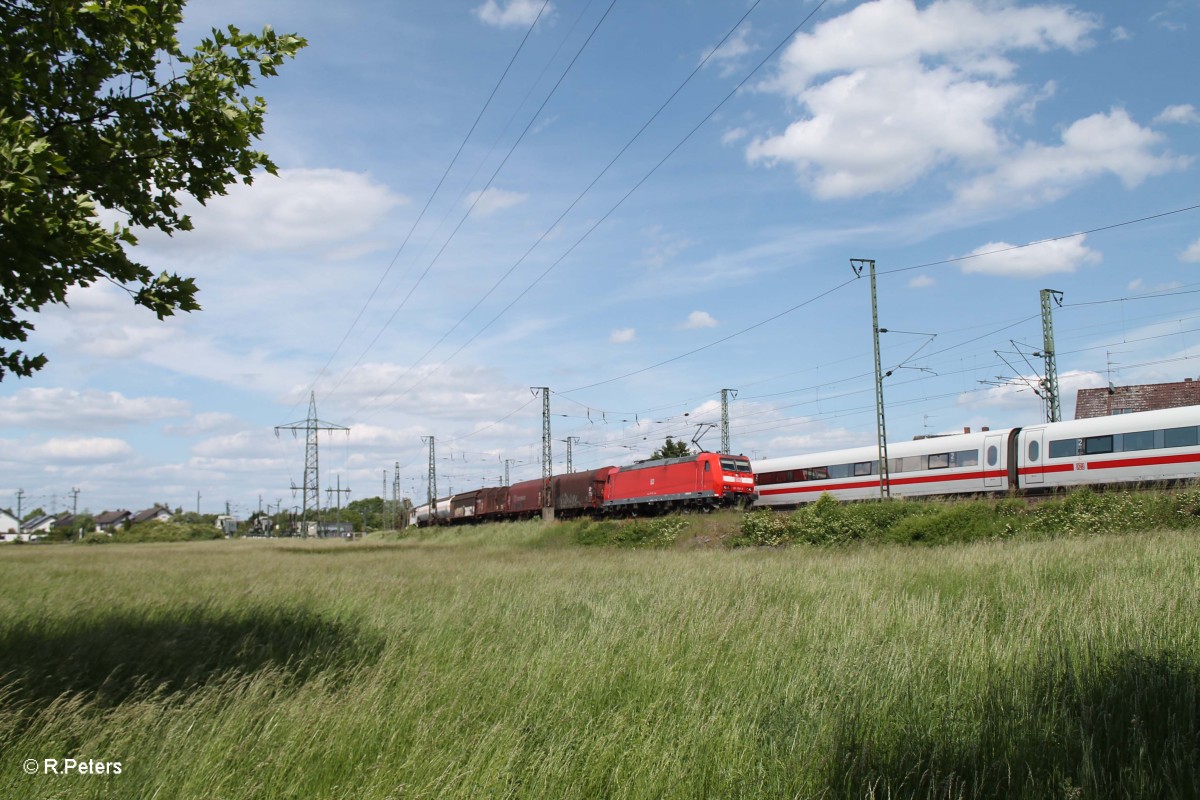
275, 392, 348, 536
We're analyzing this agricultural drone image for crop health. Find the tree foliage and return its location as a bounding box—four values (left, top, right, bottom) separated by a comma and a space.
0, 0, 305, 378
649, 437, 691, 460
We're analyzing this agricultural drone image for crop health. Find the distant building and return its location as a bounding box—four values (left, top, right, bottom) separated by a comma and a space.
0, 509, 18, 535
94, 510, 132, 532
1075, 377, 1200, 419
20, 513, 56, 536
130, 505, 173, 525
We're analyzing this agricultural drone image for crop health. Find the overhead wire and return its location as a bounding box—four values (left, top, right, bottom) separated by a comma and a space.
346, 0, 830, 422
289, 0, 554, 415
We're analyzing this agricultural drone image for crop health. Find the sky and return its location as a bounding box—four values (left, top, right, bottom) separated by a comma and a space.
3, 0, 1199, 519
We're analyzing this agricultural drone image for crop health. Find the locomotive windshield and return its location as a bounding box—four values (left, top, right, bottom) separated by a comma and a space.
720, 457, 752, 473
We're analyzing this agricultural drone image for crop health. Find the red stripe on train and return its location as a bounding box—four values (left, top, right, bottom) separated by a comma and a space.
758, 470, 1006, 496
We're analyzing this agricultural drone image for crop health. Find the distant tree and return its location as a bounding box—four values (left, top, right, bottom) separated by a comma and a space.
346, 496, 387, 532
22, 506, 46, 522
0, 0, 305, 378
649, 437, 691, 460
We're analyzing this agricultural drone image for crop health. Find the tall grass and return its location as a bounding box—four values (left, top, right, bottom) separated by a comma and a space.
1, 531, 1197, 798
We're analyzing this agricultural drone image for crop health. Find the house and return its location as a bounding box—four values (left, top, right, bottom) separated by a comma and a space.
20, 513, 56, 537
1075, 377, 1200, 419
130, 505, 173, 525
0, 508, 23, 542
94, 510, 132, 532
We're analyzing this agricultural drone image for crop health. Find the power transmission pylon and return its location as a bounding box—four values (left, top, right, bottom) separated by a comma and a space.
851, 258, 890, 499
275, 391, 348, 536
1040, 289, 1064, 423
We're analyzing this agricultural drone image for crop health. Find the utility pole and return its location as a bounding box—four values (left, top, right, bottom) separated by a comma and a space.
275, 391, 349, 537
196, 490, 201, 514
71, 487, 80, 516
532, 387, 552, 518
16, 488, 23, 522
422, 436, 437, 520
563, 436, 579, 473
1040, 289, 1064, 423
504, 459, 515, 487
851, 258, 890, 499
326, 475, 350, 537
720, 389, 737, 454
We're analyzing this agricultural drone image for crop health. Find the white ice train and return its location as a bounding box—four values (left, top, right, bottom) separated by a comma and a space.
753, 405, 1200, 507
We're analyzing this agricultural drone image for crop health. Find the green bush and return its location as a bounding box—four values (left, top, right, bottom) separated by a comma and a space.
884, 501, 1008, 545
570, 516, 685, 548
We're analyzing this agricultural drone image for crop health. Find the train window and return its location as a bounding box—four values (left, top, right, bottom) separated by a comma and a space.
828, 463, 852, 479
806, 467, 830, 481
853, 461, 875, 477
986, 445, 998, 467
705, 461, 711, 472
1165, 426, 1199, 448
1048, 439, 1077, 458
951, 449, 979, 467
1028, 440, 1039, 462
1084, 436, 1113, 455
1121, 430, 1154, 452
928, 453, 949, 470
720, 458, 752, 473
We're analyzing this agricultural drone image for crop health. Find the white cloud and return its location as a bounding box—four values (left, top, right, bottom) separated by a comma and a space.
0, 388, 188, 429
749, 61, 1017, 198
680, 311, 718, 329
37, 437, 135, 463
958, 108, 1191, 206
1155, 104, 1200, 125
747, 0, 1107, 199
767, 0, 1096, 90
1182, 238, 1200, 263
701, 25, 755, 77
136, 168, 407, 254
640, 225, 694, 268
908, 274, 935, 289
957, 370, 1103, 413
475, 0, 551, 29
960, 235, 1101, 278
721, 127, 748, 146
610, 328, 636, 344
1111, 26, 1131, 42
466, 187, 529, 216
163, 412, 241, 437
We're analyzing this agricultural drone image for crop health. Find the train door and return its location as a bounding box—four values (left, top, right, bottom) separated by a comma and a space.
1023, 428, 1045, 486
983, 434, 1005, 489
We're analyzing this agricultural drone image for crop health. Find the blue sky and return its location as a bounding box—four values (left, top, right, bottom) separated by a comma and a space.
3, 0, 1199, 519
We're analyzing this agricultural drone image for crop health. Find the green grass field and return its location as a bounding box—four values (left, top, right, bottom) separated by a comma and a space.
1, 525, 1197, 799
